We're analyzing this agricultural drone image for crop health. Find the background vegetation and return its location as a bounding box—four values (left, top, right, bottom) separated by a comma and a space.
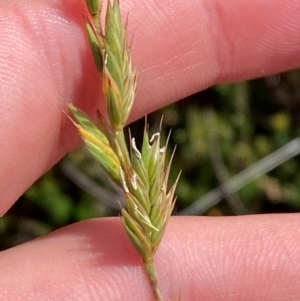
1, 70, 300, 250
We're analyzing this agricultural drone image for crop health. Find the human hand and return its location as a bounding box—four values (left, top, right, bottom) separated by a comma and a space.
1, 0, 300, 300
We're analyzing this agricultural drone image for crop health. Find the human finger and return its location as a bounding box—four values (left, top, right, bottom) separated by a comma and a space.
1, 0, 300, 214
1, 214, 300, 300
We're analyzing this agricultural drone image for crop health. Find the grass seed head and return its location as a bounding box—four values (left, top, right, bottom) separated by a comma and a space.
69, 1, 179, 299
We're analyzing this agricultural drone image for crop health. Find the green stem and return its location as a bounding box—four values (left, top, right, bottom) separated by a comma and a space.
143, 256, 164, 301
114, 130, 131, 167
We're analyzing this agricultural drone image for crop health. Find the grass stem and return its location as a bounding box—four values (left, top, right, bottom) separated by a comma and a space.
143, 256, 164, 301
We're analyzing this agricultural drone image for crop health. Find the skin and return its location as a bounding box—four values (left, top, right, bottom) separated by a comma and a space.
1, 0, 300, 300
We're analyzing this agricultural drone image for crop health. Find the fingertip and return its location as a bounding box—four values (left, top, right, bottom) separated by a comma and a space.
0, 0, 101, 214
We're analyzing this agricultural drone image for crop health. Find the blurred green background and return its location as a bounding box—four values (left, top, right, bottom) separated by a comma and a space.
1, 70, 300, 250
